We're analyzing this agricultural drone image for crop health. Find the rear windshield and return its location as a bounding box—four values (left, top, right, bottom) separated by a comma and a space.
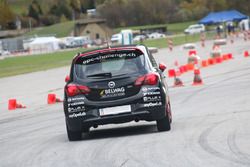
74, 49, 147, 79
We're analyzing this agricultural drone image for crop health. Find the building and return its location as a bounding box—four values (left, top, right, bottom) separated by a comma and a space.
74, 18, 113, 42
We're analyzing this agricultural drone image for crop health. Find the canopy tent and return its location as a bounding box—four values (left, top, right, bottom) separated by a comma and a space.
199, 10, 248, 25
26, 37, 60, 54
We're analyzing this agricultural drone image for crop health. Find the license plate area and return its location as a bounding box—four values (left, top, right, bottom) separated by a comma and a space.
99, 105, 131, 116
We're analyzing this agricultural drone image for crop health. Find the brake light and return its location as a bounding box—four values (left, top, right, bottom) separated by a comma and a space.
135, 73, 159, 86
66, 84, 90, 96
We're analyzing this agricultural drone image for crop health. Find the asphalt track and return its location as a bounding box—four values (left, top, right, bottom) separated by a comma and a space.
0, 36, 250, 167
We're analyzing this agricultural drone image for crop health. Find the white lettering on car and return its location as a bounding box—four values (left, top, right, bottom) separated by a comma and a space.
100, 87, 125, 98
67, 97, 85, 102
82, 53, 137, 65
68, 106, 85, 113
69, 112, 86, 118
68, 101, 85, 107
143, 96, 162, 102
144, 102, 162, 107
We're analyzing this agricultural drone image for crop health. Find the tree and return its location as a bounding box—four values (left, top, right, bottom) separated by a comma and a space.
180, 0, 208, 20
0, 0, 15, 29
28, 0, 43, 22
227, 0, 250, 15
49, 0, 72, 20
70, 0, 81, 19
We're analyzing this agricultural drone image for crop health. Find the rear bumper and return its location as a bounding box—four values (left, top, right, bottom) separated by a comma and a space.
66, 105, 166, 131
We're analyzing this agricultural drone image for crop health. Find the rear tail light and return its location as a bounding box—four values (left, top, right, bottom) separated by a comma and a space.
135, 73, 159, 86
66, 84, 90, 96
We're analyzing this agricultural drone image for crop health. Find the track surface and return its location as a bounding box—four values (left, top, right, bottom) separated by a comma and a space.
0, 37, 250, 167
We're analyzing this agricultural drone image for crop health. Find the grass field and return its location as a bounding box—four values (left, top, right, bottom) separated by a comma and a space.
0, 48, 84, 78
25, 21, 75, 38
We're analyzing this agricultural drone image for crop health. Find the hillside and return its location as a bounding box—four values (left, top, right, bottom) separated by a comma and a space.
25, 21, 74, 37
8, 0, 54, 15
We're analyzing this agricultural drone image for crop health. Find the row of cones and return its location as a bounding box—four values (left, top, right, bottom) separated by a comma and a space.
168, 67, 203, 87
8, 93, 62, 111
200, 53, 233, 68
168, 51, 236, 87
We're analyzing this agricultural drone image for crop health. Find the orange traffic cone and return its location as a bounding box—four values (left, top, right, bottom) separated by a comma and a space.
244, 51, 249, 57
8, 99, 26, 110
173, 76, 184, 87
47, 94, 62, 104
192, 68, 203, 86
201, 60, 208, 67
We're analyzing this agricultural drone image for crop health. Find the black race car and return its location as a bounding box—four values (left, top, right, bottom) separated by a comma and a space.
64, 45, 172, 141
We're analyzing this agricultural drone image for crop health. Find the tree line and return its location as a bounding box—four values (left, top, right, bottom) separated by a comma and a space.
0, 0, 250, 30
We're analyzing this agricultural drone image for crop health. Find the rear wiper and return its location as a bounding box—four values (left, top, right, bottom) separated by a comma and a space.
87, 72, 112, 78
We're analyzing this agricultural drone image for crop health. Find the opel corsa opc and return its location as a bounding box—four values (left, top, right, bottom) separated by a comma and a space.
64, 45, 172, 141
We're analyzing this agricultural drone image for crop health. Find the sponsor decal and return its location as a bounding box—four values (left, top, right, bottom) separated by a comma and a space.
143, 91, 161, 96
142, 86, 161, 96
68, 106, 85, 113
69, 112, 86, 118
82, 53, 137, 65
144, 102, 162, 107
143, 96, 161, 102
67, 97, 85, 102
100, 87, 125, 98
142, 87, 160, 92
68, 101, 85, 107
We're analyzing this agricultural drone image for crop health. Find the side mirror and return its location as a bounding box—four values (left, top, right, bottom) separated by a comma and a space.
65, 75, 70, 83
159, 63, 167, 72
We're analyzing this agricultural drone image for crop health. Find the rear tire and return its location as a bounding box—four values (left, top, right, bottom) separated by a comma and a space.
66, 124, 82, 141
157, 115, 171, 131
157, 101, 172, 131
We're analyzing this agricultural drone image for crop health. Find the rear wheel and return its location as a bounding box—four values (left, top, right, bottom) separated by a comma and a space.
66, 124, 82, 141
156, 101, 172, 131
157, 115, 171, 131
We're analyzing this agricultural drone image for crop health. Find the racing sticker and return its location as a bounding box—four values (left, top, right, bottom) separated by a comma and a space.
75, 49, 144, 65
69, 112, 86, 118
81, 53, 137, 65
68, 106, 85, 113
144, 102, 162, 107
142, 87, 162, 107
67, 97, 85, 113
100, 87, 125, 98
143, 96, 161, 102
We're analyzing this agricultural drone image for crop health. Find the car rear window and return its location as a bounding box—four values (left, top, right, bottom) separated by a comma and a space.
74, 49, 146, 79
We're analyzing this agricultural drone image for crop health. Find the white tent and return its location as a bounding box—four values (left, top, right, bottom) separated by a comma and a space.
27, 37, 60, 54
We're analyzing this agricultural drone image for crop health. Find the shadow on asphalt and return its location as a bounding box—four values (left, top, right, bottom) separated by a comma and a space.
81, 123, 157, 141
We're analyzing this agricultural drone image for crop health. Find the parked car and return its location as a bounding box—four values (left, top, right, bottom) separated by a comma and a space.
111, 33, 122, 44
133, 35, 146, 42
63, 44, 172, 141
184, 24, 205, 34
148, 32, 166, 39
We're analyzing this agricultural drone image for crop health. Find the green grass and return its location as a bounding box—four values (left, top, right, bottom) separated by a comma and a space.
25, 21, 75, 38
115, 21, 196, 34
0, 48, 85, 78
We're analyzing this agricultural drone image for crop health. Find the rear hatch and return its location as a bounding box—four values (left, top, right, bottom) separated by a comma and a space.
73, 48, 148, 101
